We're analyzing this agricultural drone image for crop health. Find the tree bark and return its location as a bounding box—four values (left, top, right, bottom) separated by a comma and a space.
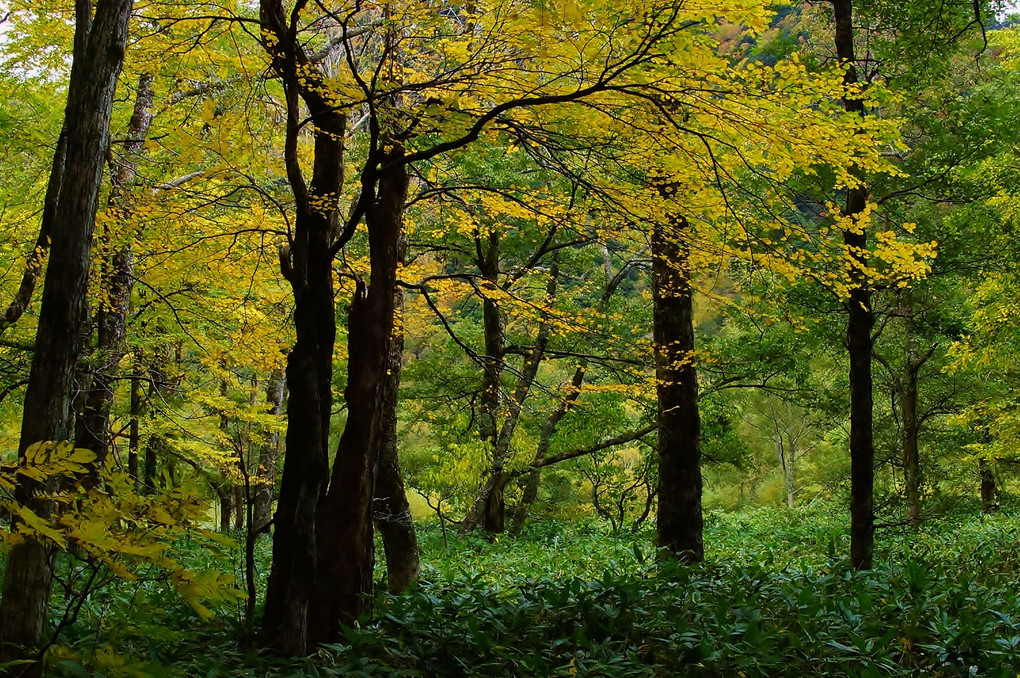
74, 73, 154, 462
980, 458, 998, 513
254, 369, 285, 531
652, 216, 703, 563
128, 361, 143, 488
900, 357, 921, 527
833, 0, 875, 572
0, 0, 133, 666
259, 27, 345, 656
373, 234, 419, 594
310, 150, 408, 646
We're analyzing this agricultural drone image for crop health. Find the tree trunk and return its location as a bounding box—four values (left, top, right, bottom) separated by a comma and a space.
128, 361, 143, 488
373, 235, 419, 594
901, 361, 920, 527
258, 0, 347, 654
833, 0, 875, 572
652, 216, 703, 563
310, 151, 408, 646
0, 131, 66, 338
217, 484, 233, 533
254, 370, 285, 531
74, 73, 154, 463
980, 458, 998, 513
0, 0, 133, 666
463, 257, 556, 534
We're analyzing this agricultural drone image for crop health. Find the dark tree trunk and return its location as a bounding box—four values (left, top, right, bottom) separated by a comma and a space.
258, 0, 347, 655
254, 370, 285, 531
143, 433, 160, 493
0, 0, 133, 666
74, 73, 154, 462
460, 234, 505, 534
980, 458, 998, 513
128, 361, 143, 488
652, 216, 703, 564
901, 360, 920, 527
373, 235, 420, 594
310, 151, 408, 646
833, 0, 875, 572
218, 484, 233, 533
233, 483, 245, 532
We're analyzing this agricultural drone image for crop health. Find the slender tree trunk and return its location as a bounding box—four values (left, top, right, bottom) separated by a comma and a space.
652, 216, 703, 563
464, 258, 557, 534
980, 458, 998, 513
310, 151, 408, 646
254, 370, 285, 531
901, 363, 920, 526
128, 361, 143, 488
461, 234, 505, 534
373, 235, 419, 594
74, 73, 154, 462
217, 484, 233, 533
143, 433, 160, 493
0, 130, 66, 337
833, 0, 875, 572
0, 0, 133, 666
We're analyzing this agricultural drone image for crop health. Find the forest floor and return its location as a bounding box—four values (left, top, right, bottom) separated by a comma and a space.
41, 500, 1020, 677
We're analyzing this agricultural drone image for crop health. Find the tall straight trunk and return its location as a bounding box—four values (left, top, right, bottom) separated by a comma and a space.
459, 233, 505, 534
143, 433, 160, 493
217, 484, 233, 532
833, 0, 875, 572
652, 216, 703, 563
254, 369, 285, 531
128, 361, 143, 488
74, 73, 154, 461
0, 0, 133, 665
374, 246, 420, 594
900, 360, 920, 526
310, 150, 408, 646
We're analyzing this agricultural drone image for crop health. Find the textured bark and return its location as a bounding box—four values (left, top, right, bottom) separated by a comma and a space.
833, 0, 875, 572
254, 370, 285, 531
373, 236, 420, 594
652, 216, 703, 564
74, 73, 154, 462
310, 152, 408, 646
0, 0, 133, 665
258, 0, 347, 654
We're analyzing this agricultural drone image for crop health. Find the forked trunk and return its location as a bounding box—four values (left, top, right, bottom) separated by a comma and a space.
309, 151, 407, 646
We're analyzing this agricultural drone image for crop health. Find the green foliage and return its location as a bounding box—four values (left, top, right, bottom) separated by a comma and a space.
41, 507, 1020, 677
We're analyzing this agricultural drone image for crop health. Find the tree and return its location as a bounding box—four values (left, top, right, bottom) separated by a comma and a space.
0, 0, 134, 665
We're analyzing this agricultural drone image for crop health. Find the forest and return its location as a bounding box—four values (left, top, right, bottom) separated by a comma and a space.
1, 0, 1020, 675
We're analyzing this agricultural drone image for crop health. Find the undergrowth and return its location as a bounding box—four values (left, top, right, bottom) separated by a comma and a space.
44, 504, 1020, 676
